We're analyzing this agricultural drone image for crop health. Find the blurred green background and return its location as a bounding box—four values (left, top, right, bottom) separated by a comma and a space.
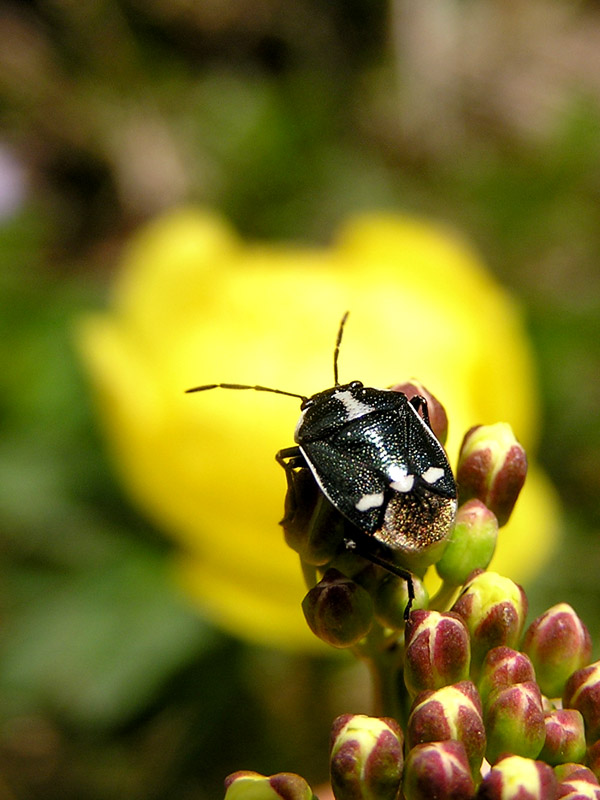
1, 1, 600, 797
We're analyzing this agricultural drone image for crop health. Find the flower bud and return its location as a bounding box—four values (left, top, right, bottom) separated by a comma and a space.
374, 572, 428, 630
563, 661, 600, 744
281, 468, 344, 566
451, 572, 528, 676
390, 381, 449, 444
457, 423, 527, 526
555, 763, 598, 782
436, 499, 498, 586
302, 569, 374, 648
329, 714, 403, 800
224, 771, 315, 800
522, 603, 592, 699
554, 763, 600, 799
407, 681, 486, 777
403, 741, 474, 800
484, 681, 545, 764
477, 756, 557, 800
538, 709, 586, 766
477, 647, 536, 709
404, 610, 471, 697
587, 740, 600, 782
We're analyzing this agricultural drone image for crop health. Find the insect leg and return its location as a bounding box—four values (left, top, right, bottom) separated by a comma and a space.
344, 535, 415, 620
275, 446, 305, 511
408, 395, 432, 430
276, 446, 305, 470
276, 446, 309, 526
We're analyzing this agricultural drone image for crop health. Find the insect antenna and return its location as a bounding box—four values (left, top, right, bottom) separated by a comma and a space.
185, 382, 307, 402
333, 311, 350, 386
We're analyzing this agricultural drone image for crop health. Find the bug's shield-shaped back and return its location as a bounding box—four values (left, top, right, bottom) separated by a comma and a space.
296, 385, 457, 568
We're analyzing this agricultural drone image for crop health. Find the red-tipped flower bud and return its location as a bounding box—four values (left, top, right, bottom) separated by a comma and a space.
224, 771, 315, 800
329, 714, 404, 800
407, 681, 486, 777
302, 569, 374, 648
484, 681, 546, 764
478, 647, 536, 709
374, 572, 428, 630
477, 755, 557, 800
555, 763, 599, 783
587, 740, 600, 782
563, 661, 600, 744
457, 423, 527, 526
554, 763, 600, 799
391, 381, 449, 444
404, 610, 471, 697
538, 708, 586, 766
451, 572, 528, 676
522, 603, 592, 699
403, 740, 475, 800
436, 499, 498, 586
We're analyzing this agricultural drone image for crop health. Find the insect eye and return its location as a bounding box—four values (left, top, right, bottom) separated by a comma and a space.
349, 380, 363, 391
300, 397, 314, 411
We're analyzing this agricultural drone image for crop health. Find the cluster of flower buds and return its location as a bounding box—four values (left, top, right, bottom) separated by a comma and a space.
226, 597, 599, 800
286, 385, 526, 651
225, 388, 600, 799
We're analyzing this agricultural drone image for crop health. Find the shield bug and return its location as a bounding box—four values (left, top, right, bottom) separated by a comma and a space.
186, 313, 457, 616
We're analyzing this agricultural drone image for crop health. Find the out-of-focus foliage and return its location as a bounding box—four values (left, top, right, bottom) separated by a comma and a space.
1, 1, 600, 798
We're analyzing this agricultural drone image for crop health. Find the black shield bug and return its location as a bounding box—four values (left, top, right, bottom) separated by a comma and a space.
186, 312, 457, 617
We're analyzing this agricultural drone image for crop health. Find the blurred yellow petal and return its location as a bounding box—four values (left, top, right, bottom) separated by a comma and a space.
77, 208, 560, 649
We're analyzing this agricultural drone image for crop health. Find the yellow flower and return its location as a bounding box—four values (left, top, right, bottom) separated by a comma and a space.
77, 209, 560, 650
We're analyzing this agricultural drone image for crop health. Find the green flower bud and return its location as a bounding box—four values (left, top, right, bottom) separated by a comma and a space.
477, 755, 557, 800
404, 610, 471, 697
302, 568, 374, 648
390, 381, 449, 444
329, 714, 403, 800
282, 468, 344, 566
451, 572, 528, 676
484, 681, 545, 764
538, 709, 586, 766
374, 572, 428, 630
555, 762, 598, 782
436, 499, 498, 586
457, 423, 527, 526
224, 771, 315, 800
554, 763, 600, 799
403, 741, 474, 800
407, 681, 486, 777
522, 603, 592, 699
563, 661, 600, 744
478, 647, 536, 709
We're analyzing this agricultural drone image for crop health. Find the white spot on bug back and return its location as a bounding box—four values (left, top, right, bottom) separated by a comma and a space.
390, 475, 415, 492
388, 464, 406, 482
388, 464, 415, 493
334, 389, 373, 421
422, 466, 445, 484
355, 492, 385, 512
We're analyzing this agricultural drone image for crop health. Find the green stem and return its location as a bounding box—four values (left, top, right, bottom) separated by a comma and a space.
355, 624, 411, 727
369, 652, 402, 721
429, 579, 459, 612
300, 558, 317, 589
